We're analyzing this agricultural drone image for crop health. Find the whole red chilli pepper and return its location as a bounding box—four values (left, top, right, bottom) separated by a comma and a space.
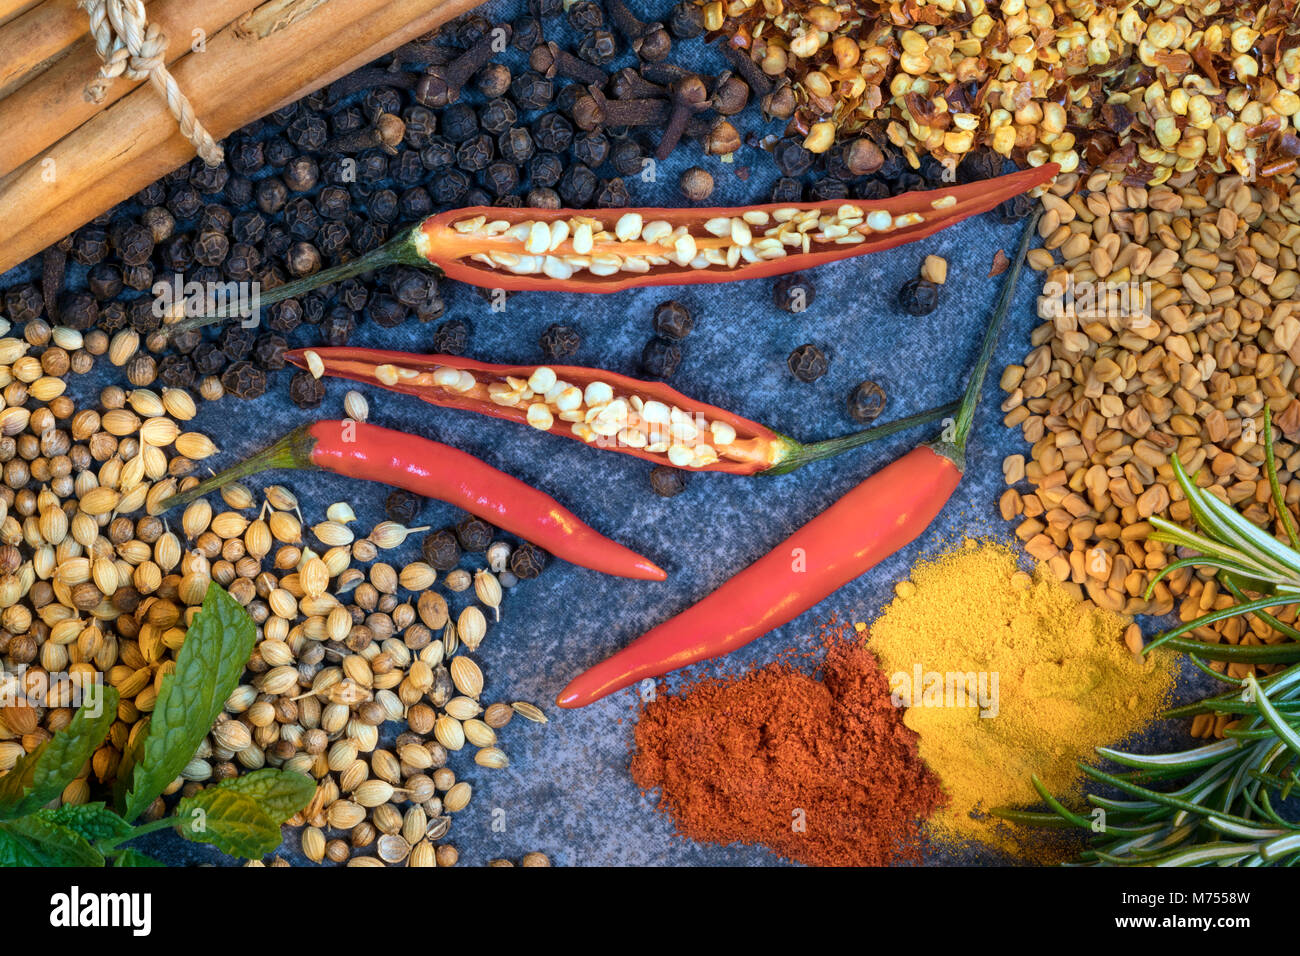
556, 210, 1041, 707
285, 347, 958, 476
159, 421, 666, 581
165, 164, 1057, 334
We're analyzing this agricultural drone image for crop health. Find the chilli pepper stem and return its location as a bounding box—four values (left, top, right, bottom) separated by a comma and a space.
763, 401, 960, 476
165, 229, 430, 336
926, 205, 1042, 471
161, 424, 319, 510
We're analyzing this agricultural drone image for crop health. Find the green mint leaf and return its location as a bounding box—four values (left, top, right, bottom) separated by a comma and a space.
0, 815, 104, 867
209, 768, 314, 824
34, 803, 132, 843
0, 685, 118, 820
122, 583, 256, 821
113, 848, 165, 867
111, 716, 148, 817
175, 786, 283, 859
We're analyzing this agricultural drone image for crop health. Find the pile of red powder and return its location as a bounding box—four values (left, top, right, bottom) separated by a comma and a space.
630, 621, 946, 866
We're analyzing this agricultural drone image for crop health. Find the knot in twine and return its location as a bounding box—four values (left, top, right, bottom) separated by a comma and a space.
79, 0, 223, 165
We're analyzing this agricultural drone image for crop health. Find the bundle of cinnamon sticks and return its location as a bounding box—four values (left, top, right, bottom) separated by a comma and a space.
0, 0, 484, 276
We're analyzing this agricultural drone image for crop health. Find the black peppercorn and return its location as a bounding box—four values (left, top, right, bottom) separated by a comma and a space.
475, 62, 513, 99
121, 263, 155, 292
193, 230, 229, 267
128, 298, 159, 336
611, 138, 647, 177
897, 277, 940, 316
572, 130, 609, 167
252, 334, 289, 370
337, 278, 368, 313
266, 299, 303, 335
421, 140, 458, 173
511, 14, 543, 50
255, 178, 288, 215
263, 224, 292, 260
497, 126, 534, 166
286, 241, 321, 278
422, 528, 461, 570
158, 236, 192, 274
198, 203, 233, 234
509, 542, 548, 579
649, 465, 688, 497
455, 515, 494, 552
58, 292, 97, 331
994, 191, 1034, 224
641, 337, 682, 378
653, 300, 693, 340
141, 206, 174, 244
510, 71, 553, 110
231, 211, 266, 245
440, 103, 479, 143
321, 306, 356, 346
773, 139, 813, 176
167, 185, 202, 220
282, 155, 319, 193
595, 177, 630, 208
532, 113, 573, 154
482, 162, 521, 197
288, 370, 326, 409
398, 187, 433, 221
317, 221, 351, 257
846, 380, 887, 424
567, 0, 603, 31
432, 318, 471, 355
157, 354, 196, 388
96, 301, 128, 335
220, 325, 256, 361
70, 227, 110, 265
191, 342, 226, 376
355, 150, 389, 183
431, 168, 470, 206
527, 152, 564, 189
538, 323, 580, 361
526, 186, 561, 208
368, 294, 407, 329
456, 133, 495, 172
770, 177, 803, 203
189, 161, 229, 194
263, 135, 294, 167
558, 164, 597, 206
317, 186, 351, 220
87, 263, 123, 300
229, 138, 264, 176
269, 104, 298, 126
287, 114, 328, 151
171, 329, 201, 355
773, 274, 816, 313
224, 243, 261, 282
810, 177, 850, 201
855, 179, 892, 201
578, 29, 618, 66
554, 83, 585, 118
135, 180, 166, 206
221, 361, 265, 400
393, 149, 424, 185
678, 166, 713, 201
383, 489, 424, 525
787, 344, 829, 382
369, 189, 400, 223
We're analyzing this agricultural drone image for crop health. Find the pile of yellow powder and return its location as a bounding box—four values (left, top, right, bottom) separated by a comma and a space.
866, 539, 1175, 854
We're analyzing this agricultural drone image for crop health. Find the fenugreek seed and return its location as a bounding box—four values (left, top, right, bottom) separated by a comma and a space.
455, 606, 486, 653
78, 486, 120, 516
344, 390, 369, 423
398, 562, 436, 591
182, 499, 212, 539
473, 570, 502, 621
449, 656, 483, 698
244, 519, 272, 558
511, 701, 548, 724
444, 569, 471, 592
327, 800, 367, 830
463, 718, 496, 748
101, 408, 141, 436
108, 329, 139, 366
302, 826, 327, 863
444, 696, 482, 721
483, 702, 513, 729
220, 482, 254, 510
139, 417, 179, 447
474, 746, 508, 769
418, 591, 449, 629
269, 511, 302, 544
210, 512, 249, 539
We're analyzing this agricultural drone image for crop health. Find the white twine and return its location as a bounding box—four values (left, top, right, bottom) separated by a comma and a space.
79, 0, 224, 165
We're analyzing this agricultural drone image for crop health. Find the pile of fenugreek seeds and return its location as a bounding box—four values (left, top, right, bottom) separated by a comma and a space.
707, 0, 1300, 184
1002, 164, 1300, 736
0, 320, 552, 865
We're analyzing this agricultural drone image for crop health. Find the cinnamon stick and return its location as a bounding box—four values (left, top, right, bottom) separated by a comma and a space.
0, 0, 482, 274
0, 0, 259, 178
0, 0, 40, 30
0, 0, 84, 99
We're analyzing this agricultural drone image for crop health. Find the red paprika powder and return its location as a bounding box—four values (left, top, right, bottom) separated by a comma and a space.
630, 620, 946, 867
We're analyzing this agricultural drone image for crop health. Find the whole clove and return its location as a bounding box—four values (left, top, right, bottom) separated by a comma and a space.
605, 0, 671, 63
710, 73, 750, 116
416, 26, 512, 108
529, 41, 606, 85
608, 67, 665, 100
656, 75, 710, 160
572, 87, 670, 132
718, 42, 773, 96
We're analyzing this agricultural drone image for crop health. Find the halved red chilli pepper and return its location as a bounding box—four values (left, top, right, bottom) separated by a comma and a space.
556, 210, 1040, 707
165, 164, 1057, 334
159, 420, 665, 581
285, 347, 958, 476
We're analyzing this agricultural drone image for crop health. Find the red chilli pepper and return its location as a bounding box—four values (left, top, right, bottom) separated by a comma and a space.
165, 164, 1057, 334
556, 209, 1042, 707
286, 347, 958, 476
159, 420, 665, 581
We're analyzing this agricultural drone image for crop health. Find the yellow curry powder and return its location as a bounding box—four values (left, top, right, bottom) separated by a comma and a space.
866, 539, 1175, 853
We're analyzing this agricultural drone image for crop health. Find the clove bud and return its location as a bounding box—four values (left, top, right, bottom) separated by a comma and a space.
416, 26, 512, 108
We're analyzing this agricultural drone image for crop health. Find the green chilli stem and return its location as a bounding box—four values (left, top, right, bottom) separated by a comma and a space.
763, 401, 959, 475
159, 425, 319, 512
1264, 405, 1300, 551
